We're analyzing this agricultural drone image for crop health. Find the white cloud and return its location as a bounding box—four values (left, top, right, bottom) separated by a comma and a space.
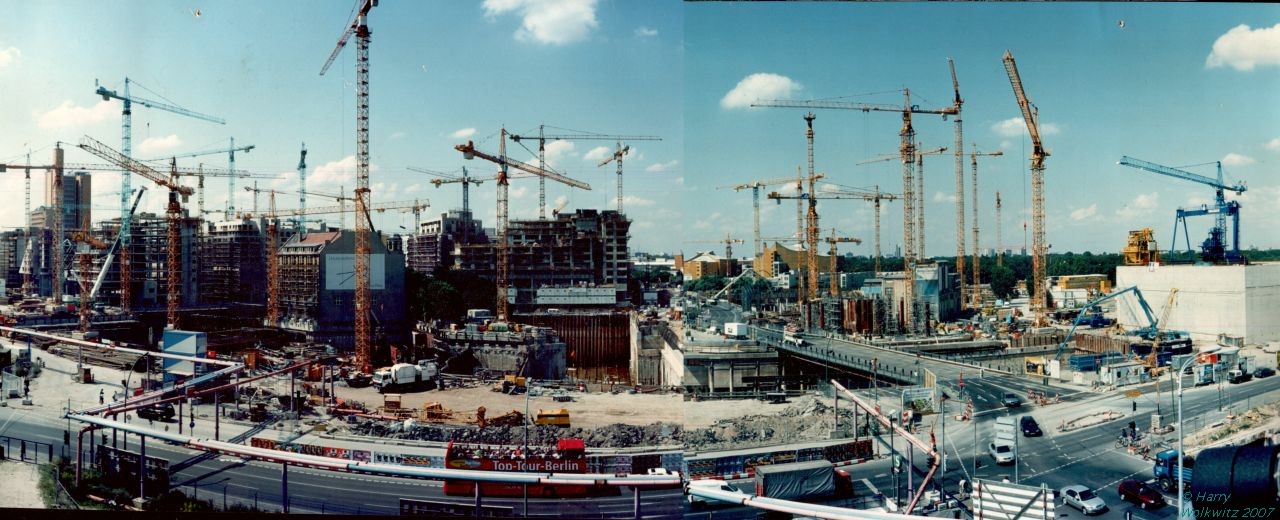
1222, 153, 1255, 166
0, 46, 20, 68
622, 195, 655, 207
675, 176, 684, 186
33, 100, 115, 130
720, 73, 803, 110
931, 191, 957, 203
1266, 138, 1280, 152
544, 140, 576, 166
405, 184, 421, 194
553, 195, 568, 207
450, 127, 476, 139
1115, 192, 1160, 221
634, 26, 657, 38
482, 0, 599, 46
1206, 23, 1280, 71
645, 160, 678, 172
583, 145, 611, 162
390, 131, 406, 140
1070, 204, 1098, 221
137, 134, 183, 156
302, 155, 382, 195
991, 117, 1060, 138
511, 185, 529, 199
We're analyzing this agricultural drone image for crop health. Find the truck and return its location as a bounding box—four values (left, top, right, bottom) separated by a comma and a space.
373, 363, 423, 393
1153, 449, 1193, 493
1228, 357, 1255, 384
753, 460, 853, 501
723, 322, 747, 339
1194, 363, 1215, 387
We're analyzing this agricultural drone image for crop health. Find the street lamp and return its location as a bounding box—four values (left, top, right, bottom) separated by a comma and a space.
1177, 346, 1218, 520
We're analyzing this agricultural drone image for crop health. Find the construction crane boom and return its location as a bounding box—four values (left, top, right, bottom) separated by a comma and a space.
510, 127, 659, 218
96, 77, 224, 314
407, 166, 487, 216
88, 187, 147, 303
684, 232, 744, 259
717, 173, 825, 258
320, 0, 377, 373
456, 130, 592, 321
859, 146, 945, 259
768, 187, 898, 279
79, 136, 193, 196
1003, 50, 1049, 326
142, 139, 254, 219
1117, 156, 1246, 263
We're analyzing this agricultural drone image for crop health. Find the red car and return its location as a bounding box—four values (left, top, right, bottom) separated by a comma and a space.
1118, 479, 1166, 509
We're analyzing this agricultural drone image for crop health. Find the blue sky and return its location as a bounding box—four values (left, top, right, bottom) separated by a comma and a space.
685, 3, 1280, 258
0, 1, 682, 251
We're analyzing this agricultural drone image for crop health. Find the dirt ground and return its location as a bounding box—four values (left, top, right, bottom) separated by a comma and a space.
334, 382, 683, 430
0, 461, 47, 509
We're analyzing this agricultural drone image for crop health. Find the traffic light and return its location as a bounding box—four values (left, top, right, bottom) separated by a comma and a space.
63, 430, 70, 445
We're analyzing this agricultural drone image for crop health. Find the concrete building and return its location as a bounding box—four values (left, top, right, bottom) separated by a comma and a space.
276, 230, 407, 350
455, 209, 631, 305
861, 261, 961, 328
198, 219, 267, 306
676, 251, 736, 280
46, 170, 92, 232
0, 230, 32, 294
1116, 263, 1280, 344
405, 210, 486, 274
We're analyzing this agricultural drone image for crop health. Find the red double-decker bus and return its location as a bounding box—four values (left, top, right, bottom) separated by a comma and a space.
443, 438, 611, 498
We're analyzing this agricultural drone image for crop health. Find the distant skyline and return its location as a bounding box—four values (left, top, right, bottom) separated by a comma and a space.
685, 4, 1280, 258
0, 1, 682, 252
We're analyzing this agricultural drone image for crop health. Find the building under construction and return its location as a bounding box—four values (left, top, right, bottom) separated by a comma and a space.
277, 230, 407, 351
422, 324, 567, 380
405, 209, 486, 274
861, 261, 961, 332
198, 219, 268, 306
513, 309, 632, 382
88, 212, 202, 309
455, 209, 632, 306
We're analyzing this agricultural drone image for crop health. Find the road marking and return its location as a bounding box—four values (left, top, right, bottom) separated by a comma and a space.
875, 473, 888, 478
862, 478, 883, 497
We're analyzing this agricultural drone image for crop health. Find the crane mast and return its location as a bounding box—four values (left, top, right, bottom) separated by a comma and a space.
824, 229, 862, 297
321, 0, 377, 373
804, 113, 820, 316
718, 173, 825, 258
899, 90, 919, 333
950, 57, 968, 308
996, 191, 1004, 267
298, 143, 307, 235
598, 143, 631, 214
1003, 50, 1049, 326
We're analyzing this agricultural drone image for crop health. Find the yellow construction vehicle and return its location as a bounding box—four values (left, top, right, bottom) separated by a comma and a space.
534, 409, 571, 428
493, 375, 527, 394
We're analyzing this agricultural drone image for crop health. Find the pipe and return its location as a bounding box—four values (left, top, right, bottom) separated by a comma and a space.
832, 380, 941, 513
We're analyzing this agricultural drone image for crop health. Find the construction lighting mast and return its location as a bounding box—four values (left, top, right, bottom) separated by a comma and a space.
824, 229, 862, 297
456, 130, 591, 321
754, 89, 958, 334
509, 128, 660, 219
971, 147, 1003, 309
320, 0, 377, 373
1002, 50, 1049, 326
718, 174, 825, 258
79, 136, 194, 328
96, 78, 224, 314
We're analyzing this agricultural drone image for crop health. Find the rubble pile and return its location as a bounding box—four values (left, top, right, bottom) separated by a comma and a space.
344, 419, 682, 449
685, 399, 857, 451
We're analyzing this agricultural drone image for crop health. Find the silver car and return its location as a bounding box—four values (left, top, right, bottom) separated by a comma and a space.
989, 442, 1015, 465
1060, 485, 1107, 515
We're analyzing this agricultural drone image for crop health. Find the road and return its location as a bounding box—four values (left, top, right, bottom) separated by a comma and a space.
682, 373, 1280, 519
0, 403, 685, 517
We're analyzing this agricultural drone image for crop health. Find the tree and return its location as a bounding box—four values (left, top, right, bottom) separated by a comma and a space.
989, 265, 1017, 301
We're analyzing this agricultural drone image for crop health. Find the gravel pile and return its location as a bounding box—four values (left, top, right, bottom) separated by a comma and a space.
345, 419, 682, 449
684, 399, 857, 451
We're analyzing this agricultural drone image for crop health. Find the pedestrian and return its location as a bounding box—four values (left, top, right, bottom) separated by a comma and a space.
99, 388, 105, 404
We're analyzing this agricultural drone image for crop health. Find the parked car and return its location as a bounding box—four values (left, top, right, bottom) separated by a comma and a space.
1117, 479, 1166, 510
136, 403, 175, 422
1002, 392, 1022, 408
1060, 485, 1107, 515
989, 443, 1015, 465
1021, 416, 1043, 437
686, 480, 748, 508
1253, 367, 1275, 379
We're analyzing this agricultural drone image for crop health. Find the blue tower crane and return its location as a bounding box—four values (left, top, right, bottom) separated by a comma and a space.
1118, 156, 1247, 264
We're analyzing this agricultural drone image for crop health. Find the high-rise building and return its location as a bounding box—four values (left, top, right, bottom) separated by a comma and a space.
405, 210, 486, 275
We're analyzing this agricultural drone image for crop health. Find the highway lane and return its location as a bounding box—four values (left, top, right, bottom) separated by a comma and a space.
0, 404, 685, 517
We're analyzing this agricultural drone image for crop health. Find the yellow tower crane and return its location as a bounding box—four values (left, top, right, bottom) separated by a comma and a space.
1002, 50, 1050, 326
684, 232, 745, 260
718, 173, 825, 258
455, 130, 592, 321
823, 229, 862, 297
969, 146, 1004, 310
857, 146, 946, 260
